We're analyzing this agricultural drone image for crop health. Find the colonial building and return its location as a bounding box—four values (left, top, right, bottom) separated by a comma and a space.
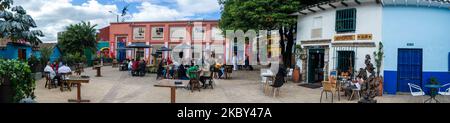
97, 20, 229, 65
294, 0, 450, 94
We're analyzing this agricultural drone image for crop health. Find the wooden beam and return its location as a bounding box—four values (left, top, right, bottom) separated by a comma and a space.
318, 5, 326, 10
355, 0, 361, 5
341, 1, 349, 7
375, 0, 381, 4
308, 8, 316, 13
299, 12, 307, 15
329, 3, 337, 8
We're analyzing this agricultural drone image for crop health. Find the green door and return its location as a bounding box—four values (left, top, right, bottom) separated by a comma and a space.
308, 49, 325, 83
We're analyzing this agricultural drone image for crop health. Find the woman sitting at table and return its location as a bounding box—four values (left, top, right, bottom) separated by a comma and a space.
177, 64, 188, 80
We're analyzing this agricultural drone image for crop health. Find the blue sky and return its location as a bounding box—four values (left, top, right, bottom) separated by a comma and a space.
14, 0, 222, 42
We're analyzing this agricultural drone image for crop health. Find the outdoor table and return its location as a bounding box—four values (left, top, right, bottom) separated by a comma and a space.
65, 76, 90, 103
154, 79, 189, 103
94, 65, 102, 77
424, 84, 442, 103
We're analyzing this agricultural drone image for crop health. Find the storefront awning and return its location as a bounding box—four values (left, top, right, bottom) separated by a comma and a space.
126, 42, 152, 48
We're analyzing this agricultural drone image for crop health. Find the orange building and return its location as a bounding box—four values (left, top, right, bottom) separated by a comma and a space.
98, 20, 228, 65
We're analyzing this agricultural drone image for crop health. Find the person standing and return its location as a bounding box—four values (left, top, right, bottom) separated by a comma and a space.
232, 53, 238, 71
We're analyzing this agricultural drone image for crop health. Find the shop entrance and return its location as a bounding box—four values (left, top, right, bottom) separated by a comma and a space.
308, 49, 325, 83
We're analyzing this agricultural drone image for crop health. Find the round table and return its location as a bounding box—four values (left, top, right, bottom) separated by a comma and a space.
424, 84, 442, 103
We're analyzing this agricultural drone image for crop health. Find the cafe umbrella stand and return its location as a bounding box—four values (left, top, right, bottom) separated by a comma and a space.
125, 43, 152, 60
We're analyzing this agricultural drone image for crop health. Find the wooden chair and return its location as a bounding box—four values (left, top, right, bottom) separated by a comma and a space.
225, 66, 233, 79
44, 72, 57, 89
189, 71, 201, 92
59, 72, 72, 92
203, 71, 214, 89
320, 81, 337, 103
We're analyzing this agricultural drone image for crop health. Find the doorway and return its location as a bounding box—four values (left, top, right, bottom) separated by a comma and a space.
308, 49, 325, 83
18, 48, 26, 60
397, 49, 422, 92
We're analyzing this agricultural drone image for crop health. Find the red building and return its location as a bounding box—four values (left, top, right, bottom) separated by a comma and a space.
98, 20, 229, 65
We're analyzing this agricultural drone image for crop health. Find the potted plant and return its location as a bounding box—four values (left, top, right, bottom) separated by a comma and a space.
0, 59, 36, 103
373, 42, 384, 96
292, 45, 304, 83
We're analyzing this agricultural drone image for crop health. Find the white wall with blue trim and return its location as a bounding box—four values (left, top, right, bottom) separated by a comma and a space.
382, 6, 450, 94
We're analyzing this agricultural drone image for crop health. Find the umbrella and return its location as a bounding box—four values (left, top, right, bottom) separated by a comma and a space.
157, 46, 172, 52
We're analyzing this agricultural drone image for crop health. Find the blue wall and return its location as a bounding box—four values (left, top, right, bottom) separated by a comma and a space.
382, 6, 450, 94
49, 47, 61, 63
0, 44, 32, 59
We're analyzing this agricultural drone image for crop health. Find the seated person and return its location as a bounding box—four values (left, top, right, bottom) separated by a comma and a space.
57, 63, 72, 86
156, 61, 164, 79
186, 65, 199, 80
139, 59, 146, 76
199, 65, 212, 87
214, 63, 223, 78
132, 60, 139, 76
177, 64, 188, 80
44, 62, 56, 84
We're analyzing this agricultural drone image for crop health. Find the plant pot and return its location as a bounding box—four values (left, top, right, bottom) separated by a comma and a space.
378, 76, 383, 96
0, 78, 14, 103
292, 67, 300, 83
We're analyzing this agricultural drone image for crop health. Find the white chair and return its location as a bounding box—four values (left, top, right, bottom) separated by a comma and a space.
408, 83, 425, 96
438, 83, 450, 96
408, 83, 426, 102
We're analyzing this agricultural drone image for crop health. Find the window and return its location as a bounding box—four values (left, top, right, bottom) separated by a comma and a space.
336, 8, 356, 33
212, 27, 224, 40
192, 27, 205, 40
170, 27, 186, 41
133, 27, 146, 40
151, 27, 164, 40
311, 16, 323, 38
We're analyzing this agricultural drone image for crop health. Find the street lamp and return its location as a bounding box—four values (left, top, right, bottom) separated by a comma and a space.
109, 11, 120, 23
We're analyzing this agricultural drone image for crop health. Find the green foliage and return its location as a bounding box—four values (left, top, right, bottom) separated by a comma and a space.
27, 54, 40, 73
373, 42, 384, 77
0, 2, 44, 46
219, 0, 301, 31
0, 0, 13, 10
0, 59, 36, 102
429, 77, 440, 85
40, 46, 53, 67
62, 52, 87, 67
58, 21, 98, 55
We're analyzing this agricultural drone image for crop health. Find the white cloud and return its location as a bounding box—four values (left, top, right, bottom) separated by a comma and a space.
11, 0, 220, 42
14, 0, 118, 42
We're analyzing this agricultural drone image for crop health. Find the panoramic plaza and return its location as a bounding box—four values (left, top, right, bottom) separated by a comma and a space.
34, 66, 449, 103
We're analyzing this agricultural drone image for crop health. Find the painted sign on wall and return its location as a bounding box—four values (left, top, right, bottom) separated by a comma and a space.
334, 35, 355, 41
357, 34, 373, 40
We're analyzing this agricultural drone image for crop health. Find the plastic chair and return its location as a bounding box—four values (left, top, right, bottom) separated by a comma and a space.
408, 83, 425, 96
438, 83, 450, 96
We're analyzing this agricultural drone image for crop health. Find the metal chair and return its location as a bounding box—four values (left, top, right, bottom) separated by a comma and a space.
438, 83, 450, 96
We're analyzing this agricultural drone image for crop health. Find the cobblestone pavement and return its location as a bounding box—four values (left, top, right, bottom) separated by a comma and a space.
35, 66, 449, 103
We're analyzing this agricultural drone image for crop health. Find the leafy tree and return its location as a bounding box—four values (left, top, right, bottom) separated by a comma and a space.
0, 0, 43, 46
40, 46, 53, 67
58, 21, 98, 55
0, 0, 13, 10
219, 0, 328, 67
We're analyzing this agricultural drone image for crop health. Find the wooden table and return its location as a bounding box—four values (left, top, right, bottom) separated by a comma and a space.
94, 65, 102, 77
65, 76, 90, 103
154, 79, 189, 103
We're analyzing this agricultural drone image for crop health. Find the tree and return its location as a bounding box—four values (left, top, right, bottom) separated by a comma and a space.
0, 0, 43, 46
373, 42, 383, 77
39, 46, 52, 67
0, 0, 13, 10
58, 21, 98, 55
219, 0, 328, 67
